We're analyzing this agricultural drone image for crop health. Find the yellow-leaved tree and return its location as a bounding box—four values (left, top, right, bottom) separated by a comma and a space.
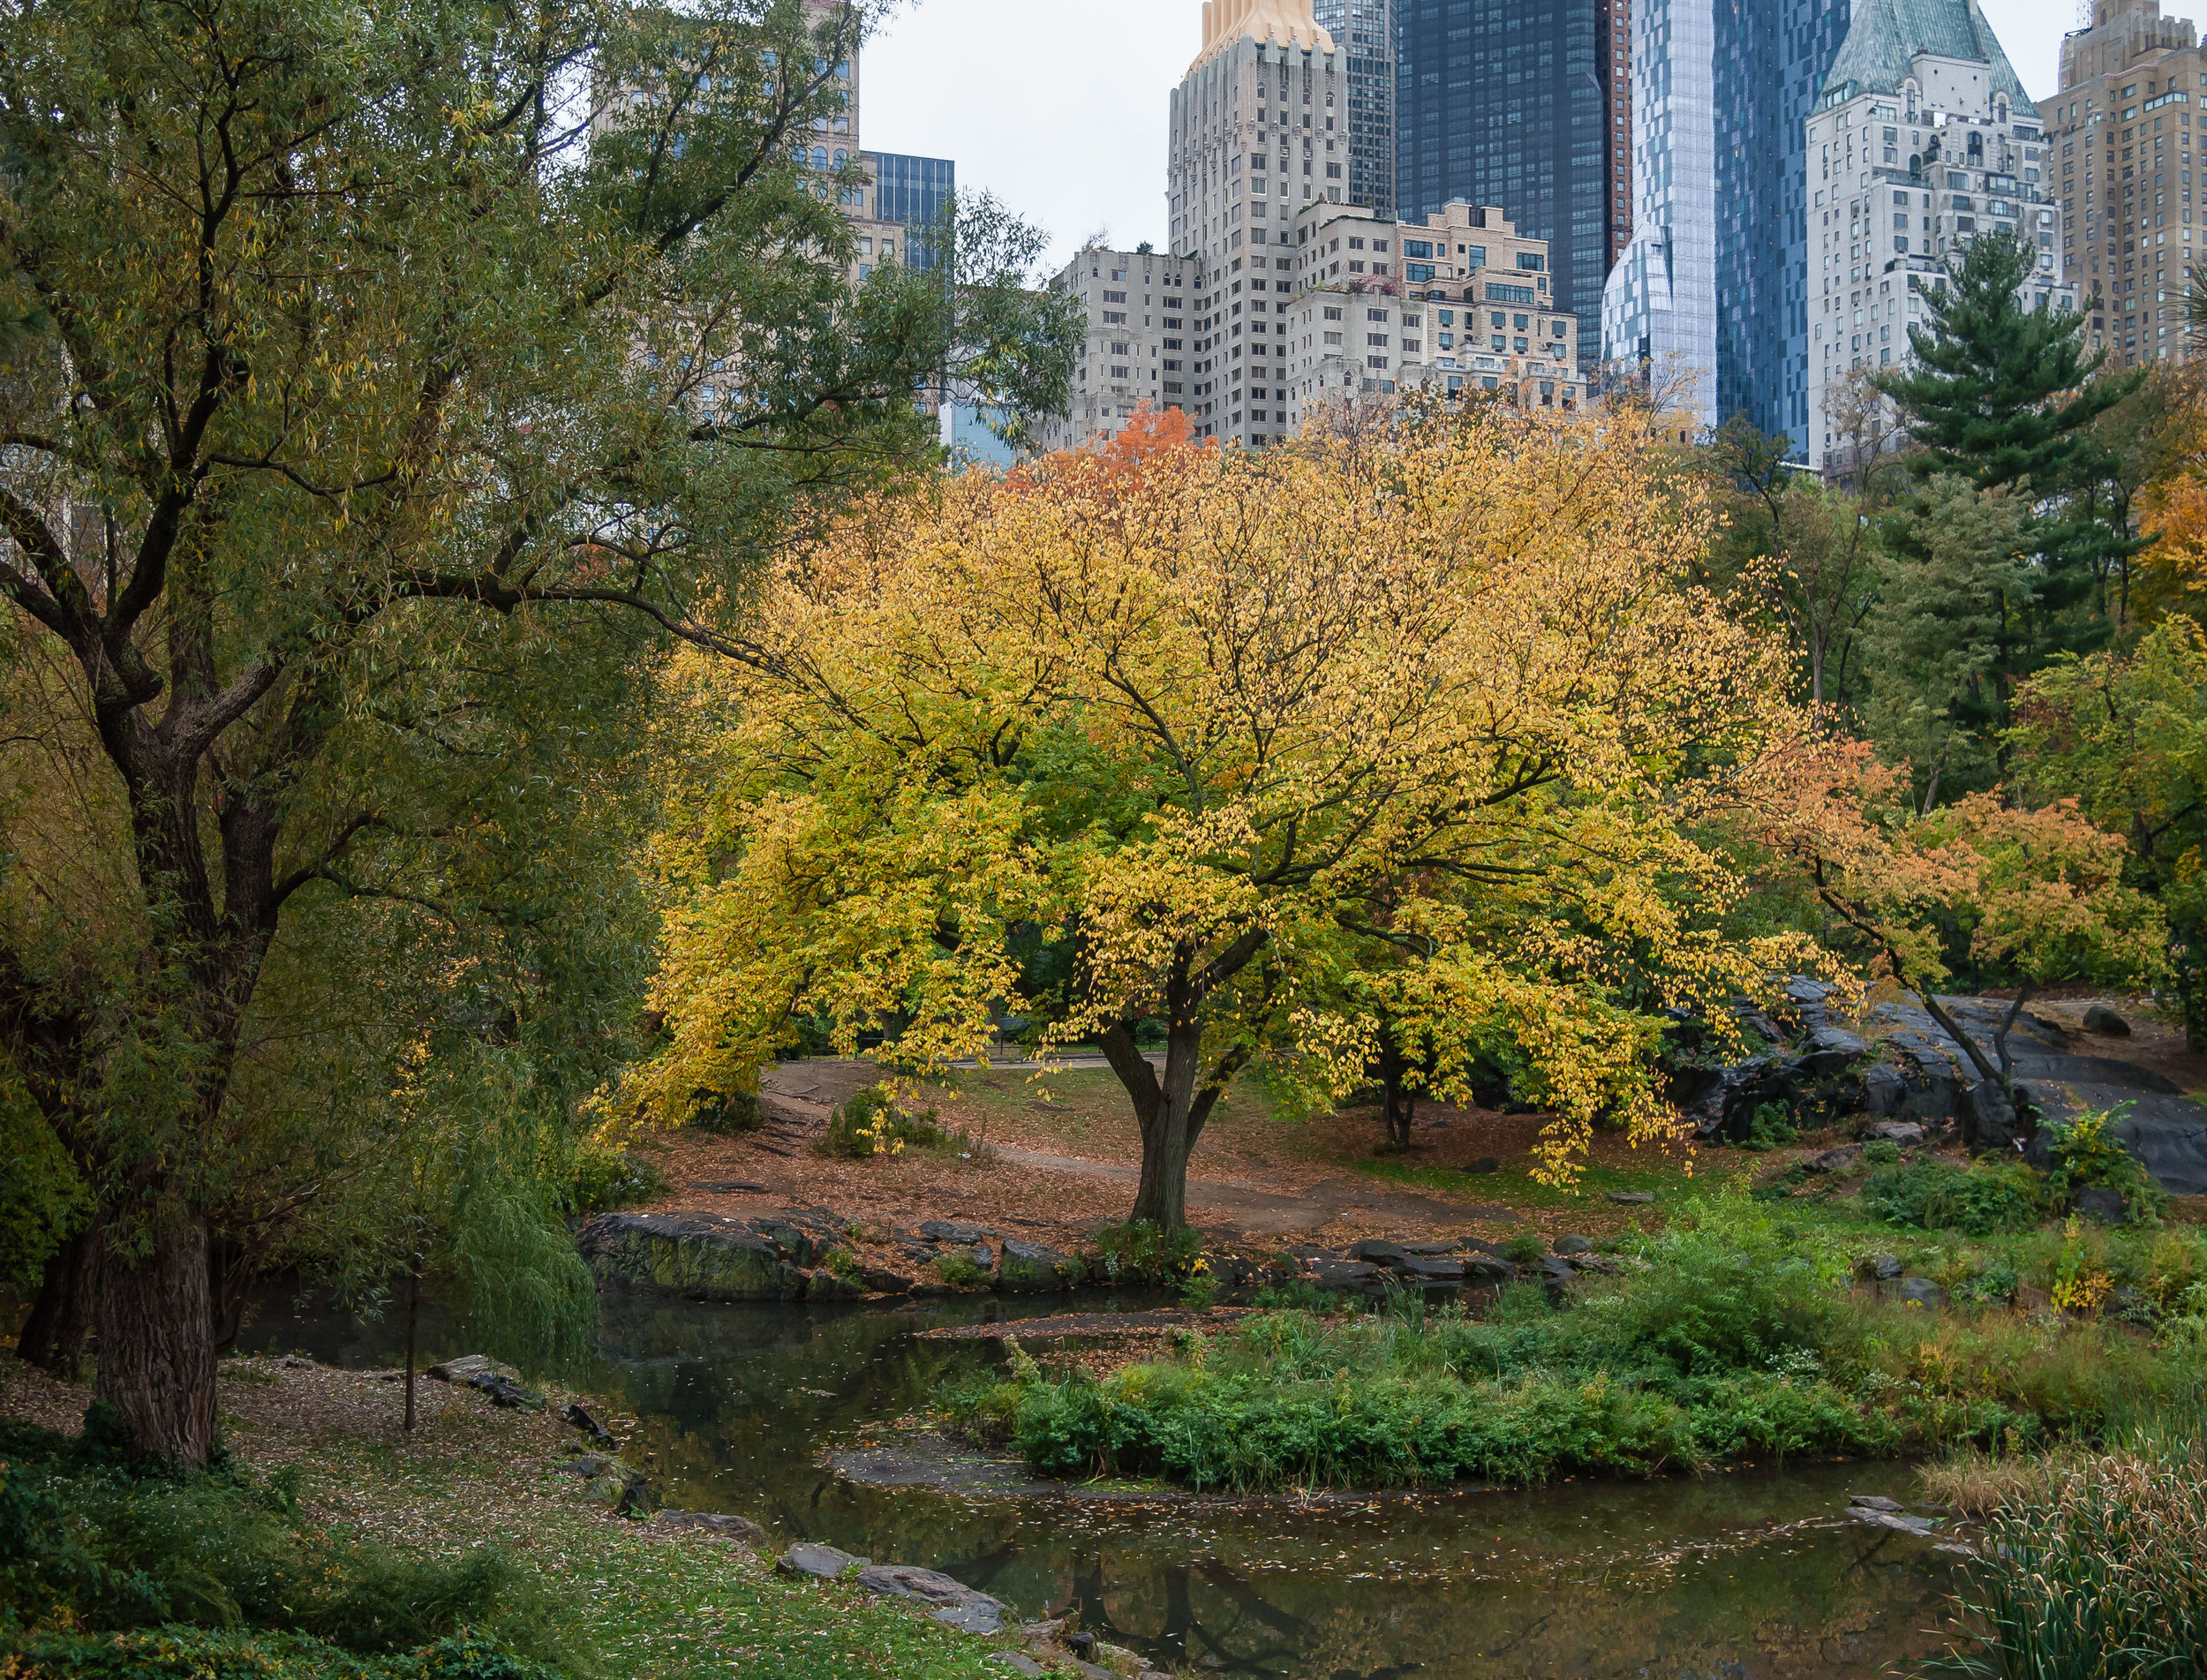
628, 407, 1814, 1226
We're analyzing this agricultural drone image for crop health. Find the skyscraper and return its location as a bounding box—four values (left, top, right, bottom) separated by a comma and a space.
1713, 0, 1853, 445
1601, 0, 1719, 425
1312, 0, 1395, 216
1601, 0, 1850, 449
1169, 0, 1348, 445
2048, 0, 2205, 371
865, 152, 956, 269
1393, 0, 1623, 366
1804, 0, 2071, 471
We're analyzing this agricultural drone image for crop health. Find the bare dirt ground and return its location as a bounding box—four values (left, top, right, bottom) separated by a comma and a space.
637, 1056, 1695, 1259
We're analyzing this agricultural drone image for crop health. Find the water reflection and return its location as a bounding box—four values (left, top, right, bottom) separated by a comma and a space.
247, 1289, 1953, 1679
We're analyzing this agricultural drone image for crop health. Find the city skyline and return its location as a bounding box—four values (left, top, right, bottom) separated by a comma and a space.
866, 0, 2096, 274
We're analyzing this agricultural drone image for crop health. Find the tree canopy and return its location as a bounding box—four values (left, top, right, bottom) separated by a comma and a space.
0, 0, 1074, 1464
628, 406, 1819, 1223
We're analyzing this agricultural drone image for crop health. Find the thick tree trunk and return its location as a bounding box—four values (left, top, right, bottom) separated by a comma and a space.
1376, 1033, 1417, 1149
95, 1205, 216, 1468
1128, 1023, 1202, 1231
17, 1217, 104, 1380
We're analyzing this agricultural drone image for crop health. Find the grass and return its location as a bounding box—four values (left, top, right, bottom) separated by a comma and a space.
1918, 1434, 2207, 1679
0, 1393, 1020, 1680
941, 1188, 2207, 1495
1353, 1155, 1696, 1208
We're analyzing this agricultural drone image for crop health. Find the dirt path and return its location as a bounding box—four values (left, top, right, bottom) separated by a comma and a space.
990, 1142, 1519, 1234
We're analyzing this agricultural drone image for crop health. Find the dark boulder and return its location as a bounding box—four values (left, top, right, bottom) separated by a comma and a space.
1349, 1239, 1410, 1264
2073, 1185, 2130, 1224
1863, 1064, 1907, 1117
1807, 1145, 1862, 1174
852, 1563, 1009, 1637
997, 1238, 1081, 1292
561, 1402, 614, 1448
1307, 1259, 1390, 1296
861, 1267, 916, 1294
918, 1220, 997, 1244
651, 1509, 769, 1543
1960, 1081, 2023, 1154
1554, 1233, 1594, 1255
1898, 1277, 1947, 1310
577, 1211, 810, 1302
1790, 1026, 1870, 1080
779, 1542, 867, 1580
1866, 1119, 1925, 1145
2083, 1004, 2131, 1036
1392, 1254, 1466, 1282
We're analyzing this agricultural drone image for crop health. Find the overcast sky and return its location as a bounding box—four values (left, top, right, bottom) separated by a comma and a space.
862, 0, 2122, 275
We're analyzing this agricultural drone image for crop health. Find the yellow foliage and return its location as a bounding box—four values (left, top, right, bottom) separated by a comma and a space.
627, 408, 1820, 1205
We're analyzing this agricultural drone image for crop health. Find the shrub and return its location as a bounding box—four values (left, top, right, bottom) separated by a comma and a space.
688, 1090, 763, 1135
565, 1142, 666, 1215
2043, 1105, 2168, 1221
1088, 1221, 1203, 1284
5, 1628, 569, 1679
1738, 1101, 1799, 1151
931, 1251, 986, 1290
815, 1088, 945, 1160
1861, 1159, 2045, 1236
0, 1427, 577, 1669
1863, 1139, 1903, 1166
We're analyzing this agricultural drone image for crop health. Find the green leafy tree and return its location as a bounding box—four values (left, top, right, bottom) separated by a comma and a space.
1870, 233, 2148, 791
1703, 418, 1882, 712
2012, 614, 2207, 1044
1857, 476, 2036, 806
0, 0, 1074, 1465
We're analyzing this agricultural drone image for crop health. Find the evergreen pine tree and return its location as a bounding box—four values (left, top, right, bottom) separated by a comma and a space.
1867, 231, 2146, 793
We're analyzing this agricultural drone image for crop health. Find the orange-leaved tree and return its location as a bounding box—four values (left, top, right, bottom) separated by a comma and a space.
627, 408, 1814, 1224
1751, 739, 2166, 1132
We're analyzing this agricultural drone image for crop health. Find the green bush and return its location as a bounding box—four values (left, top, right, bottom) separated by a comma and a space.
2043, 1105, 2168, 1220
815, 1088, 946, 1160
689, 1091, 763, 1135
1862, 1159, 2045, 1236
1738, 1101, 1799, 1152
565, 1142, 666, 1216
0, 1423, 579, 1671
1088, 1221, 1203, 1284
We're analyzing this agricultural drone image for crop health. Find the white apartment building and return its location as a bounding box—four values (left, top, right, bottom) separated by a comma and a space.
1170, 0, 1352, 445
1804, 0, 2075, 471
1035, 247, 1199, 452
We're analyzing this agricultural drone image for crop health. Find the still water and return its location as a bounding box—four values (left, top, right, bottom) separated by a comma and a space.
253, 1289, 1958, 1680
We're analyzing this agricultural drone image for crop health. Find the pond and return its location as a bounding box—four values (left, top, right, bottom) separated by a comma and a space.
250, 1289, 1960, 1680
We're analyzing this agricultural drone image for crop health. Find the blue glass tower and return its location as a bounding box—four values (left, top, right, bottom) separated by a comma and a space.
1711, 0, 1851, 450
1394, 0, 1611, 365
867, 151, 956, 269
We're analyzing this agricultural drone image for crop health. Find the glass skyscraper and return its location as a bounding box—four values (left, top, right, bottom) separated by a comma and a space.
1602, 0, 1849, 450
1713, 0, 1850, 448
866, 151, 956, 269
1314, 0, 1396, 216
1394, 0, 1611, 365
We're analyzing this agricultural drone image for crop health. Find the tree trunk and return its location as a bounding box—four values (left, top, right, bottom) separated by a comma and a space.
1128, 1022, 1202, 1231
1376, 1034, 1417, 1149
403, 1258, 422, 1434
95, 1203, 216, 1468
17, 1217, 104, 1381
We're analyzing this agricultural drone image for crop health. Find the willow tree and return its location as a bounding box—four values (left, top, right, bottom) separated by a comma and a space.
0, 0, 1077, 1465
629, 407, 1817, 1226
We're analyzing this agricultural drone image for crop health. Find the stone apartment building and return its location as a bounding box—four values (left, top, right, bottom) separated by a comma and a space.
1034, 247, 1200, 452
1169, 0, 1354, 445
1395, 201, 1586, 409
2050, 0, 2207, 369
1804, 0, 2075, 472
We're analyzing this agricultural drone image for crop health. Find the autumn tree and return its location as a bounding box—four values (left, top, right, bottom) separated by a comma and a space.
0, 0, 1076, 1465
1752, 740, 2165, 1138
628, 409, 1817, 1224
